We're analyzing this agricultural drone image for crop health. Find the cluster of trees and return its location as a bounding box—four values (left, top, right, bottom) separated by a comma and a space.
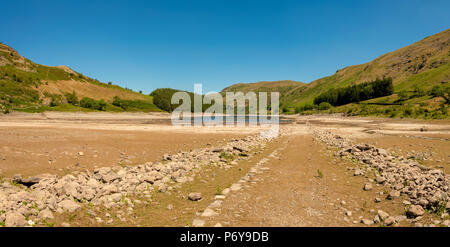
150, 88, 183, 112
63, 91, 106, 111
295, 102, 331, 113
112, 96, 158, 112
313, 78, 394, 106
150, 88, 211, 112
79, 97, 107, 111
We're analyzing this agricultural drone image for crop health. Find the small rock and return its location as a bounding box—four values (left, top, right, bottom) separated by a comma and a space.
402, 200, 411, 205
192, 219, 205, 227
201, 208, 218, 217
384, 217, 396, 226
363, 183, 373, 191
5, 212, 27, 227
38, 208, 54, 220
387, 190, 400, 200
221, 188, 230, 195
188, 192, 202, 201
407, 205, 425, 218
209, 200, 223, 208
58, 199, 81, 213
395, 215, 407, 223
361, 219, 373, 225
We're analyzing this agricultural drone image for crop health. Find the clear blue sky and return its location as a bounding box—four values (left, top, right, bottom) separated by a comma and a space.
2, 0, 449, 93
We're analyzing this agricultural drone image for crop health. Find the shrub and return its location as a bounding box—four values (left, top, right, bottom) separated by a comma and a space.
80, 97, 95, 109
318, 102, 332, 110
295, 103, 315, 113
79, 97, 106, 111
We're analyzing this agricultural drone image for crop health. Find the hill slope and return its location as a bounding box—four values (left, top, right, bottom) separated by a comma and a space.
0, 43, 159, 113
221, 80, 306, 106
286, 29, 450, 106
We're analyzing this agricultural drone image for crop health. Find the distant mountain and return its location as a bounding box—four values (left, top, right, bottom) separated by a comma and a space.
0, 43, 159, 113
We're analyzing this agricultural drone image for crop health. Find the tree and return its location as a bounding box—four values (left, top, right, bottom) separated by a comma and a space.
80, 97, 95, 109
65, 91, 79, 105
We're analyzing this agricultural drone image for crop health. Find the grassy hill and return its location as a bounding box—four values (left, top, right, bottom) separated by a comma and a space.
221, 80, 305, 95
287, 29, 450, 107
221, 80, 306, 110
218, 29, 449, 118
0, 43, 160, 113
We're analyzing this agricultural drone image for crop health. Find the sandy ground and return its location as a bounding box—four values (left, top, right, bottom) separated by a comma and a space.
1, 112, 448, 226
0, 112, 266, 177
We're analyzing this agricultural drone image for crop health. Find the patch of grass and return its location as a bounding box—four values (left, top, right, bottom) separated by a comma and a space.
219, 152, 235, 161
41, 220, 54, 227
216, 186, 223, 195
434, 199, 448, 216
316, 169, 324, 178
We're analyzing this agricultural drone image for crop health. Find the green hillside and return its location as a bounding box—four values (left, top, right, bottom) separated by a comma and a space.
288, 29, 450, 107
0, 43, 160, 113
218, 29, 449, 118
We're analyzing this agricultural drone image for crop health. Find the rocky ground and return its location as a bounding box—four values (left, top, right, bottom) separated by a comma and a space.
313, 128, 449, 226
0, 132, 272, 227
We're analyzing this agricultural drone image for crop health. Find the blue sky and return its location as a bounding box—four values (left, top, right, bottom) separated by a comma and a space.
1, 0, 449, 93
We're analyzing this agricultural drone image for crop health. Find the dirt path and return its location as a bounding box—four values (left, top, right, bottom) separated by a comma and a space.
200, 132, 408, 227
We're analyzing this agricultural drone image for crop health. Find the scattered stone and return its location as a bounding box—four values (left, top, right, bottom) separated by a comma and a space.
188, 192, 202, 201
374, 197, 381, 203
407, 205, 425, 218
230, 183, 241, 191
363, 183, 373, 191
361, 219, 374, 225
209, 200, 222, 208
38, 208, 54, 220
58, 199, 81, 213
394, 215, 406, 223
5, 212, 27, 227
384, 217, 396, 226
387, 190, 400, 200
221, 188, 230, 195
192, 219, 205, 227
201, 208, 218, 217
377, 210, 389, 220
